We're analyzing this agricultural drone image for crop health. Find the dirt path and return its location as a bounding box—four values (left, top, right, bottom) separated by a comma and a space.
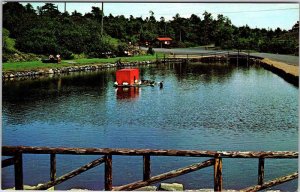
261, 58, 299, 77
250, 53, 299, 66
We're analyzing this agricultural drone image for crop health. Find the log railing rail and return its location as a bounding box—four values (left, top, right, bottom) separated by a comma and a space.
2, 146, 298, 191
162, 50, 262, 65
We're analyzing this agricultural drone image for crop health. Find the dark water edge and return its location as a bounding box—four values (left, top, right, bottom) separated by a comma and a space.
2, 62, 298, 190
259, 61, 299, 87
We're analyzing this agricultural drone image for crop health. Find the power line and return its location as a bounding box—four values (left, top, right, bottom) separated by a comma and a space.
107, 7, 299, 18
211, 7, 299, 14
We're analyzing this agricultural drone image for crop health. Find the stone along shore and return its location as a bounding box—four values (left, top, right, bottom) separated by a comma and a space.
5, 182, 282, 191
2, 60, 157, 80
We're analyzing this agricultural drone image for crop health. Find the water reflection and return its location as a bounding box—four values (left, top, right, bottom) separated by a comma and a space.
116, 87, 140, 100
173, 62, 237, 84
2, 70, 113, 103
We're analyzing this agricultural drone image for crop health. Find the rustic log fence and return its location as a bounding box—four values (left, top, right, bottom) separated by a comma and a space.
2, 146, 298, 191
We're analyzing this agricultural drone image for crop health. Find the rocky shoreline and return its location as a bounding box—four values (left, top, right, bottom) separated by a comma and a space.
4, 182, 282, 191
2, 60, 157, 81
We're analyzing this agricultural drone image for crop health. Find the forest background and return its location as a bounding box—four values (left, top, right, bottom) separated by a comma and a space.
2, 2, 299, 62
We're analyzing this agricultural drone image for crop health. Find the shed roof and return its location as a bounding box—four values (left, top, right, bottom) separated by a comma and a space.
117, 68, 139, 72
157, 37, 172, 41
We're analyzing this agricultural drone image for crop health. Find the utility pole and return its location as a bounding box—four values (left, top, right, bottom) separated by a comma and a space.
64, 2, 66, 13
179, 30, 182, 42
101, 2, 104, 36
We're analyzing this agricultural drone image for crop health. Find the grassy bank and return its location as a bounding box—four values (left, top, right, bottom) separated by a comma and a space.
2, 54, 162, 72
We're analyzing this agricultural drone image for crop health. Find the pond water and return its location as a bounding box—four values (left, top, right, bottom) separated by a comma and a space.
2, 62, 298, 190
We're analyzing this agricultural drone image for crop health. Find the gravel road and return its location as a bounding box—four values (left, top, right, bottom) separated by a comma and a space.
142, 47, 299, 66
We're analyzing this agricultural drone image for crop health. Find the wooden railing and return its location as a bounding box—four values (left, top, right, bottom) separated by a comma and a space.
160, 51, 258, 66
2, 146, 298, 191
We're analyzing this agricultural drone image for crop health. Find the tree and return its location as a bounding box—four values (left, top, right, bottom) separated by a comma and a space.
3, 2, 27, 38
171, 13, 188, 42
149, 10, 156, 22
3, 2, 299, 60
158, 17, 167, 36
201, 11, 215, 45
24, 3, 36, 14
40, 3, 60, 17
16, 28, 59, 54
3, 28, 17, 53
91, 6, 103, 22
214, 14, 233, 48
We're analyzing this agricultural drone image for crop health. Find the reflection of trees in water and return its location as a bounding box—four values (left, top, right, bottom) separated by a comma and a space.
173, 62, 238, 83
2, 70, 115, 125
3, 71, 113, 103
135, 62, 238, 83
3, 70, 115, 126
139, 63, 179, 80
139, 66, 158, 80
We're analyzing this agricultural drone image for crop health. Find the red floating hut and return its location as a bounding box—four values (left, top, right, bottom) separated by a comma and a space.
116, 68, 139, 86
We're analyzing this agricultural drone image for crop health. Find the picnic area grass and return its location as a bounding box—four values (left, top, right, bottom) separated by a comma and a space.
3, 54, 164, 72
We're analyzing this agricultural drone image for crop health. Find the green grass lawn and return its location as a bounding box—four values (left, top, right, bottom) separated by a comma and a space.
3, 54, 164, 72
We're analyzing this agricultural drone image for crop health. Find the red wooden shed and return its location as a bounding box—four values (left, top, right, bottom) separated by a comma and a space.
156, 37, 172, 48
157, 37, 172, 44
116, 68, 139, 86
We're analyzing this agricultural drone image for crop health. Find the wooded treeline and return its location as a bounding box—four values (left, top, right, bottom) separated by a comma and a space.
3, 2, 299, 62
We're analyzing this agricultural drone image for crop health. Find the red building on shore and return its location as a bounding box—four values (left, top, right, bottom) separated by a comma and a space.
156, 37, 172, 48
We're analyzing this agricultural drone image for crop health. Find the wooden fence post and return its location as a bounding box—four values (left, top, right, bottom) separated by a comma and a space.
214, 154, 222, 191
143, 155, 151, 181
187, 54, 189, 64
247, 51, 250, 66
227, 51, 229, 63
258, 158, 265, 185
14, 153, 23, 190
50, 154, 56, 183
237, 50, 240, 66
105, 155, 112, 191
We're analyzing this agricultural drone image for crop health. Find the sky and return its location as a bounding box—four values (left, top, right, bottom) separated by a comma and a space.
26, 2, 299, 30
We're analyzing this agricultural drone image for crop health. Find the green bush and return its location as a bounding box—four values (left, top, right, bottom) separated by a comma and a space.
184, 41, 198, 48
2, 54, 9, 62
72, 53, 88, 59
3, 52, 40, 62
117, 42, 129, 56
147, 47, 155, 55
58, 48, 74, 59
3, 28, 17, 53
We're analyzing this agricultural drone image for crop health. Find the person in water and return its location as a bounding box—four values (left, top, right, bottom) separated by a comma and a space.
159, 81, 164, 89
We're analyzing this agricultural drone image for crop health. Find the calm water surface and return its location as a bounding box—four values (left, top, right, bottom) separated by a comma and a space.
2, 62, 298, 190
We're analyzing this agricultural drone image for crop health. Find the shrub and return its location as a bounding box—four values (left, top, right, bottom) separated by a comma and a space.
2, 52, 40, 62
147, 47, 155, 55
72, 53, 88, 59
117, 42, 129, 56
58, 48, 74, 59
